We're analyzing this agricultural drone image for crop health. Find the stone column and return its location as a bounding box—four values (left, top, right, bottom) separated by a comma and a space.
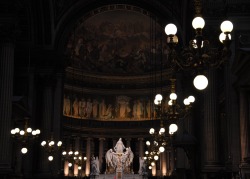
0, 28, 15, 174
166, 150, 173, 176
85, 138, 92, 176
239, 91, 250, 177
99, 138, 105, 173
203, 69, 220, 171
37, 74, 55, 177
239, 91, 249, 162
64, 138, 70, 176
161, 151, 167, 176
138, 138, 144, 158
74, 137, 80, 176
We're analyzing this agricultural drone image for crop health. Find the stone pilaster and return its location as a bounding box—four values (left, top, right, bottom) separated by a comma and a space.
0, 27, 15, 174
203, 69, 221, 174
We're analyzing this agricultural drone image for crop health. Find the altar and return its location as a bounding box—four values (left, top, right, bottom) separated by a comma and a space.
95, 174, 143, 179
90, 138, 147, 179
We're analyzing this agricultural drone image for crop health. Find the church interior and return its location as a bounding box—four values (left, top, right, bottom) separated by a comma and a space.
1, 0, 250, 179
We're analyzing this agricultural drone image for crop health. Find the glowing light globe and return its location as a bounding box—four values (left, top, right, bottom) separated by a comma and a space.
219, 32, 232, 43
220, 20, 233, 33
159, 146, 165, 153
193, 75, 208, 90
48, 156, 53, 161
192, 17, 205, 29
165, 23, 177, 35
169, 124, 178, 134
21, 147, 28, 154
169, 93, 177, 100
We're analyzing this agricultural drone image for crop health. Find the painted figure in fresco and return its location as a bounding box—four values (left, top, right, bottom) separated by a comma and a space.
117, 97, 131, 119
132, 100, 137, 119
103, 104, 113, 120
92, 99, 99, 118
99, 98, 106, 118
79, 98, 87, 117
86, 98, 93, 118
114, 138, 125, 154
137, 100, 143, 119
146, 99, 152, 118
73, 97, 79, 117
64, 95, 71, 116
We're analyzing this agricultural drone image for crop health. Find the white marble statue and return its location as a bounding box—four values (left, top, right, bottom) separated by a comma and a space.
138, 157, 147, 176
105, 138, 134, 175
90, 156, 100, 176
114, 138, 125, 154
105, 149, 114, 167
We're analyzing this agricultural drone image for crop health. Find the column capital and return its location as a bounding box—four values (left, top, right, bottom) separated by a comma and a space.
138, 138, 144, 141
99, 138, 105, 141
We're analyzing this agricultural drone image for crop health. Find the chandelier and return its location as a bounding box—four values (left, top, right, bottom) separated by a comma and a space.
10, 117, 41, 154
164, 0, 233, 90
41, 135, 62, 161
145, 78, 195, 169
62, 148, 87, 172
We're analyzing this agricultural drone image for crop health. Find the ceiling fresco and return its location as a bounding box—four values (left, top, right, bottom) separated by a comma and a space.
66, 7, 170, 75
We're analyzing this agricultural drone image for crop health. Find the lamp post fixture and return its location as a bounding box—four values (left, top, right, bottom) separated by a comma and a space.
41, 136, 62, 161
164, 3, 233, 90
11, 117, 41, 154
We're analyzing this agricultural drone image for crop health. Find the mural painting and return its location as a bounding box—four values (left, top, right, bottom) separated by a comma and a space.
63, 94, 171, 121
66, 9, 170, 75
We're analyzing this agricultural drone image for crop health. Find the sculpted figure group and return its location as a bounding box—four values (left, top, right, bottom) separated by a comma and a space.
105, 138, 134, 174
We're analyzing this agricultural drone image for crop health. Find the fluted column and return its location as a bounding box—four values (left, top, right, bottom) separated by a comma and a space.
0, 34, 15, 174
203, 69, 220, 166
239, 91, 250, 164
138, 138, 144, 158
99, 138, 105, 173
85, 138, 92, 176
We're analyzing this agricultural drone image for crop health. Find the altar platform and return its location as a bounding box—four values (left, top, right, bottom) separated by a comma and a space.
92, 174, 146, 179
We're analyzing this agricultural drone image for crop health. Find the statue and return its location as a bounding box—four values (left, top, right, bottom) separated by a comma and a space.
138, 157, 147, 176
114, 138, 125, 154
105, 138, 134, 178
90, 156, 100, 176
105, 149, 114, 168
